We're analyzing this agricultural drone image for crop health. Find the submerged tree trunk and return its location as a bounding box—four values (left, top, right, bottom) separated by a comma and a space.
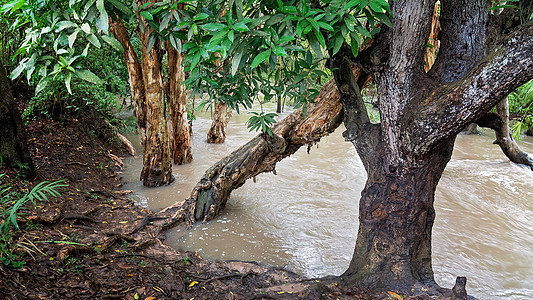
139, 30, 174, 187
166, 43, 193, 165
111, 13, 174, 187
206, 101, 230, 144
477, 98, 533, 168
331, 0, 533, 296
0, 64, 34, 175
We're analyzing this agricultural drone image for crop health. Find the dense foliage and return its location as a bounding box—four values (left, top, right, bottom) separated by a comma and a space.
2, 0, 390, 134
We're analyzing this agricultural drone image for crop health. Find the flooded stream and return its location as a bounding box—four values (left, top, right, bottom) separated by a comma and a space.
122, 109, 533, 299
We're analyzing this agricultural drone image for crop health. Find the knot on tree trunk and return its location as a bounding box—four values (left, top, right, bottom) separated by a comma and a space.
262, 132, 287, 154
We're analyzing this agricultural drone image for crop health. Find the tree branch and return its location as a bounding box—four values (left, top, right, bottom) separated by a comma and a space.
330, 47, 378, 169
408, 22, 533, 156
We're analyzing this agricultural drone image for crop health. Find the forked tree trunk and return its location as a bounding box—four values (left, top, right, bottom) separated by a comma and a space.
166, 43, 193, 165
111, 11, 174, 187
0, 64, 34, 175
139, 31, 174, 187
331, 0, 533, 296
206, 101, 230, 144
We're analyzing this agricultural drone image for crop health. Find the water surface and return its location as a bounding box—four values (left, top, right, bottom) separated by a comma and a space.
122, 111, 533, 299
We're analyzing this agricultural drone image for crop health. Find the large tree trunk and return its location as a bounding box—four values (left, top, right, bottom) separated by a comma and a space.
0, 64, 34, 175
111, 12, 174, 187
139, 29, 174, 187
166, 43, 193, 165
342, 139, 454, 293
332, 0, 533, 296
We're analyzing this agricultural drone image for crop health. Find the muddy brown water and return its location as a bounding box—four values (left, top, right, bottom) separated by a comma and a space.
122, 109, 533, 299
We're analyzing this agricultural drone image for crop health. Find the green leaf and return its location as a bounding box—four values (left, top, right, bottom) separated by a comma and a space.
160, 13, 171, 31
250, 49, 271, 69
68, 30, 80, 48
35, 77, 49, 95
107, 0, 133, 15
344, 0, 363, 10
97, 0, 109, 33
272, 46, 287, 57
202, 23, 227, 31
194, 13, 209, 21
102, 35, 124, 52
87, 34, 101, 48
233, 22, 249, 32
65, 72, 72, 94
374, 12, 392, 28
56, 21, 78, 32
231, 48, 244, 76
317, 21, 334, 31
75, 69, 102, 84
10, 60, 27, 79
332, 34, 343, 56
146, 34, 157, 53
140, 11, 153, 20
81, 23, 91, 34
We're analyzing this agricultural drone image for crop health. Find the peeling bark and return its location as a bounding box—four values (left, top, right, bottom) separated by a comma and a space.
206, 101, 230, 144
477, 98, 533, 169
166, 43, 193, 164
111, 8, 175, 187
139, 30, 174, 187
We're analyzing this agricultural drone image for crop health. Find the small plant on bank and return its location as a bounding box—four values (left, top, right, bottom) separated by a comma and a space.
0, 176, 67, 267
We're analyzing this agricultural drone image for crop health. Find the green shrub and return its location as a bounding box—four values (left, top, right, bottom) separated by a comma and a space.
23, 44, 130, 121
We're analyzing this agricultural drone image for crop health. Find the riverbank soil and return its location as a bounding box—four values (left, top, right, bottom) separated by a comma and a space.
0, 112, 331, 300
0, 111, 445, 299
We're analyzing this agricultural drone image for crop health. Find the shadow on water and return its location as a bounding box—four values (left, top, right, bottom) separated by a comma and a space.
121, 109, 533, 300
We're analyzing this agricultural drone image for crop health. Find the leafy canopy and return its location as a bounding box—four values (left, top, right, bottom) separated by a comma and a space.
2, 0, 391, 131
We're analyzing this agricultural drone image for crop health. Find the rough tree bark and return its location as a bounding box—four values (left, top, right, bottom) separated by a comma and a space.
138, 23, 174, 187
206, 101, 231, 144
0, 64, 34, 175
111, 0, 196, 186
166, 43, 193, 164
332, 0, 533, 296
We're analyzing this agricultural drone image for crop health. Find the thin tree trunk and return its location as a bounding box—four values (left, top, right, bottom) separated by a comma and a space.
166, 43, 193, 165
477, 98, 533, 168
0, 64, 34, 176
206, 46, 231, 144
109, 20, 146, 132
206, 101, 230, 144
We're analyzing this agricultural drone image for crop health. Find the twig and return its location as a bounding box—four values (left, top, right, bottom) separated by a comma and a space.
202, 272, 249, 285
